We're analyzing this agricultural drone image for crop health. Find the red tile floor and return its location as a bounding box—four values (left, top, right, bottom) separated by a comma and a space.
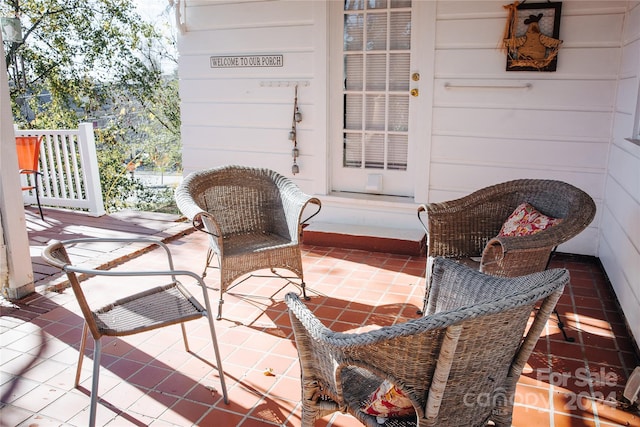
1, 227, 639, 426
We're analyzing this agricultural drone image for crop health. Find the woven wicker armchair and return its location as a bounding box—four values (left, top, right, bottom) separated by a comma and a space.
175, 165, 321, 320
286, 257, 569, 427
417, 179, 595, 316
42, 237, 228, 427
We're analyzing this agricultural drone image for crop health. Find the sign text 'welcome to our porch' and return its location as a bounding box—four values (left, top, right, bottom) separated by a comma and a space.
210, 55, 283, 68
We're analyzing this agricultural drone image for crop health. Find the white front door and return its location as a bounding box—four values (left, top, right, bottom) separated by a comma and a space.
329, 0, 434, 198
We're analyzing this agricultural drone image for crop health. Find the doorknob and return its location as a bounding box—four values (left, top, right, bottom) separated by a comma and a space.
412, 73, 420, 81
410, 88, 419, 97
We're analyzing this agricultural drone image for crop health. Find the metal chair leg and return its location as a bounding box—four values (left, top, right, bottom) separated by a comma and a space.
545, 247, 574, 342
417, 298, 426, 316
34, 177, 44, 220
202, 247, 214, 278
554, 308, 575, 342
204, 309, 229, 404
89, 339, 102, 427
216, 298, 224, 320
300, 281, 310, 300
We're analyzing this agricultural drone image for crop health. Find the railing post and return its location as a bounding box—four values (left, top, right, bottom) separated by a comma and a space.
77, 123, 106, 216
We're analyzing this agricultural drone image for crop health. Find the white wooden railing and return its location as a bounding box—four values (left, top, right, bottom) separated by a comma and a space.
15, 123, 105, 217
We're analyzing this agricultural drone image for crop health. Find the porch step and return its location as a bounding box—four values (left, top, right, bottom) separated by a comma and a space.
302, 222, 426, 256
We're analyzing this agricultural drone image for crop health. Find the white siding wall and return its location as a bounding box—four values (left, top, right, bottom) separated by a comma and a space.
177, 0, 327, 196
601, 1, 640, 344
430, 1, 627, 256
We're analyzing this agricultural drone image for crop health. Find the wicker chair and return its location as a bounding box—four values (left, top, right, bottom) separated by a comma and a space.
42, 237, 228, 427
286, 257, 569, 427
416, 179, 595, 332
175, 165, 321, 320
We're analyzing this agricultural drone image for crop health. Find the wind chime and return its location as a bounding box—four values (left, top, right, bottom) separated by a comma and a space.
288, 85, 302, 174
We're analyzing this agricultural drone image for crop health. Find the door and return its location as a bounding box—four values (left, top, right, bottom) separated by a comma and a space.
329, 0, 434, 198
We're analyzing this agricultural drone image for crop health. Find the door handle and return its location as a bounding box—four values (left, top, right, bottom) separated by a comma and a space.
410, 88, 419, 97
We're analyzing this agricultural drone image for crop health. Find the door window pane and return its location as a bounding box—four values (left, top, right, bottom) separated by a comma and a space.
388, 95, 408, 131
391, 0, 411, 8
342, 1, 410, 171
387, 134, 408, 170
345, 55, 363, 91
366, 94, 386, 131
366, 54, 387, 91
345, 95, 363, 130
344, 133, 363, 167
366, 13, 387, 50
364, 133, 385, 169
344, 0, 363, 11
344, 14, 363, 51
389, 53, 409, 91
369, 0, 388, 9
390, 11, 411, 50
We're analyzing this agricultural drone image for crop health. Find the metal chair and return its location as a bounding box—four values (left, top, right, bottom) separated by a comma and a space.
42, 237, 228, 427
417, 179, 596, 340
286, 257, 569, 426
175, 165, 321, 320
16, 135, 44, 220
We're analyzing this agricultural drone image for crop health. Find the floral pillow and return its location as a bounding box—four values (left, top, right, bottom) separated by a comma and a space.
361, 379, 414, 424
499, 202, 562, 237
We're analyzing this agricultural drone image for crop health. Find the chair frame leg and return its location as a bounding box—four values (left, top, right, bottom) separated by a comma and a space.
75, 323, 89, 387
75, 322, 101, 427
34, 176, 44, 220
300, 281, 309, 300
554, 308, 575, 342
180, 323, 190, 351
204, 311, 229, 404
216, 298, 224, 321
545, 247, 574, 342
269, 268, 310, 300
89, 339, 102, 427
213, 267, 308, 319
418, 296, 427, 315
202, 248, 214, 278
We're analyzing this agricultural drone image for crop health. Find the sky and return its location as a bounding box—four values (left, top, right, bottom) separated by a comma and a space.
135, 0, 171, 20
134, 0, 178, 74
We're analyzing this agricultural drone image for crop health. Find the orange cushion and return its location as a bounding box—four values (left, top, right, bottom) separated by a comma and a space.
499, 202, 562, 237
361, 379, 413, 422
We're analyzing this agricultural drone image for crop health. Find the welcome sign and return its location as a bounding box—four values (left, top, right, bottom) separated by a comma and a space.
210, 55, 283, 68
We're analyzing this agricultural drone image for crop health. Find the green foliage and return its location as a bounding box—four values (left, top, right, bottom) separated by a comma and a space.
4, 0, 160, 119
3, 0, 181, 213
94, 126, 145, 212
106, 76, 182, 174
94, 125, 179, 213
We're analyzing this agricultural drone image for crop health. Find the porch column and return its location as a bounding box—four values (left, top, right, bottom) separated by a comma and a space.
0, 31, 34, 299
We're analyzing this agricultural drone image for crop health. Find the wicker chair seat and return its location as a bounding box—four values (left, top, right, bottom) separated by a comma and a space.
222, 231, 297, 256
